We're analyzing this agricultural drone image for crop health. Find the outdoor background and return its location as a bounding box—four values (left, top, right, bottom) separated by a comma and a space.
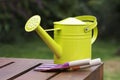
0, 0, 120, 80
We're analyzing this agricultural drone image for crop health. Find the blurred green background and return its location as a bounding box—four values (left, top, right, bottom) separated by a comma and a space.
0, 0, 120, 80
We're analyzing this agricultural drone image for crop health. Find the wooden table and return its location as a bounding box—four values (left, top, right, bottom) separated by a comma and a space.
0, 58, 103, 80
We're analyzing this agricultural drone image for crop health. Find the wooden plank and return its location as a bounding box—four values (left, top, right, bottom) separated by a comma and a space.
50, 64, 103, 80
0, 58, 55, 80
14, 58, 58, 80
0, 58, 103, 80
14, 69, 59, 80
84, 63, 103, 80
99, 63, 103, 80
0, 58, 14, 68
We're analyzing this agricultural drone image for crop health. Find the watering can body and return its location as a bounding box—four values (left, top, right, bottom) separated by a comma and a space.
25, 15, 98, 64
53, 16, 98, 63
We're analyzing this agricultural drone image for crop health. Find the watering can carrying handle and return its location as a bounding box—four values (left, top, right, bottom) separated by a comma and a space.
75, 15, 98, 44
91, 27, 98, 44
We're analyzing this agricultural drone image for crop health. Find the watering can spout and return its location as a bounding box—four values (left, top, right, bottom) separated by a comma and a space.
25, 15, 62, 58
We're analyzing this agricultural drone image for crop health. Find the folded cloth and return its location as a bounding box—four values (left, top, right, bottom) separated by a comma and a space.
34, 58, 101, 72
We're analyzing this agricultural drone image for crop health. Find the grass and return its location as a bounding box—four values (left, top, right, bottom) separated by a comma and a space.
0, 39, 120, 80
104, 57, 120, 80
0, 39, 53, 59
92, 40, 119, 60
0, 40, 119, 59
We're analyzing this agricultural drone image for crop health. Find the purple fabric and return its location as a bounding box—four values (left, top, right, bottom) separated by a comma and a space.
34, 63, 69, 71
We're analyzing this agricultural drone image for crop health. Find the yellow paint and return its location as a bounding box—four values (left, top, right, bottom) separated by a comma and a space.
25, 15, 98, 64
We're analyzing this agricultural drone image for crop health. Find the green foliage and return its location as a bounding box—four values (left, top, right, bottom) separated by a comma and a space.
89, 0, 120, 40
0, 0, 120, 43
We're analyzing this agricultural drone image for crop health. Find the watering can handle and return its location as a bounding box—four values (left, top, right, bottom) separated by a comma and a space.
75, 15, 98, 44
91, 27, 98, 44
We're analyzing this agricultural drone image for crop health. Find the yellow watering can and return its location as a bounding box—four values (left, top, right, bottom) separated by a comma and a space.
25, 15, 98, 64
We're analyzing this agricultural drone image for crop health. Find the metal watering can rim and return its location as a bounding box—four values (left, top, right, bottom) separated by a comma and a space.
25, 15, 41, 32
54, 17, 86, 25
53, 15, 97, 26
